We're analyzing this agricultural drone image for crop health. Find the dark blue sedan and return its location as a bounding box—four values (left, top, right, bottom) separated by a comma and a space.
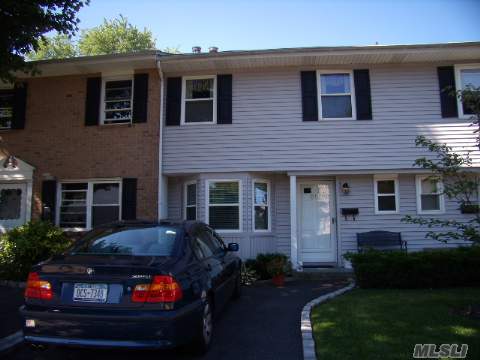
20, 220, 241, 354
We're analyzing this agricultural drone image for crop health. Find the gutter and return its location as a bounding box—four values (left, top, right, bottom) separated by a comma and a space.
156, 59, 166, 220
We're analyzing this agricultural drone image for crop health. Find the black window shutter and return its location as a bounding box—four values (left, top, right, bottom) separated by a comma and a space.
300, 71, 318, 121
132, 73, 149, 123
437, 66, 458, 118
85, 77, 101, 126
122, 178, 137, 220
11, 83, 27, 129
166, 77, 182, 126
217, 74, 232, 124
41, 180, 57, 223
353, 69, 373, 120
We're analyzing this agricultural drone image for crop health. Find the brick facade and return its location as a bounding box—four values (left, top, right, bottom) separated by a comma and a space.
0, 68, 160, 221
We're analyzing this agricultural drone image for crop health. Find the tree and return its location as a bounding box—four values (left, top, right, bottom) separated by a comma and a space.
402, 88, 480, 245
26, 34, 77, 61
0, 0, 88, 82
77, 15, 156, 56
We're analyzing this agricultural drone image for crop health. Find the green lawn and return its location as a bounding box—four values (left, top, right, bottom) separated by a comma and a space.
311, 288, 480, 360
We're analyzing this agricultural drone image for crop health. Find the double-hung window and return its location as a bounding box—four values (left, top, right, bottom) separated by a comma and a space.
416, 175, 445, 214
0, 90, 14, 129
455, 64, 480, 118
58, 181, 121, 229
253, 180, 270, 231
374, 176, 399, 214
207, 180, 240, 231
317, 71, 355, 119
184, 181, 197, 220
102, 77, 133, 124
182, 76, 216, 124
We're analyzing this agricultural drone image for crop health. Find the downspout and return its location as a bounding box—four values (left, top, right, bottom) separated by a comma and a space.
156, 58, 167, 220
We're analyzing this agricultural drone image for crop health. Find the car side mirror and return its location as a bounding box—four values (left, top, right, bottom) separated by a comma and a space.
227, 243, 239, 252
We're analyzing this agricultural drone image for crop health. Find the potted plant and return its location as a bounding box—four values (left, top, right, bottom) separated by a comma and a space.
266, 255, 289, 287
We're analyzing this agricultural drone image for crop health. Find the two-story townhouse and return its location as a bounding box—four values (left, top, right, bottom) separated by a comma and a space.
2, 42, 480, 270
0, 51, 163, 233
158, 42, 480, 269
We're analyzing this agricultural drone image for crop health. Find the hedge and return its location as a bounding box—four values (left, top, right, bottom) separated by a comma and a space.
344, 246, 480, 289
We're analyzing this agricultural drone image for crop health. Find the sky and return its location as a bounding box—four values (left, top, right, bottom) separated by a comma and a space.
76, 0, 480, 52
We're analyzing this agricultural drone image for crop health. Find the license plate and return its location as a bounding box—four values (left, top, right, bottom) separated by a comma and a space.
73, 283, 108, 303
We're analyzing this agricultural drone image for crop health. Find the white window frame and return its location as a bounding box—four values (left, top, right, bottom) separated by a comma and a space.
183, 180, 197, 220
100, 75, 134, 125
56, 179, 122, 231
252, 179, 271, 232
454, 63, 480, 119
415, 175, 445, 215
316, 69, 356, 120
0, 89, 14, 130
373, 175, 399, 215
205, 179, 242, 233
181, 75, 217, 125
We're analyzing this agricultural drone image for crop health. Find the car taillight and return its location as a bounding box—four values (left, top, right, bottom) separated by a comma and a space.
25, 272, 52, 300
131, 275, 183, 304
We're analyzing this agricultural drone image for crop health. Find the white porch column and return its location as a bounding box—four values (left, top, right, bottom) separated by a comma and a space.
289, 175, 299, 269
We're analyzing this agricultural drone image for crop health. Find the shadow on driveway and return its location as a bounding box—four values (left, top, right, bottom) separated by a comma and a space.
6, 279, 350, 360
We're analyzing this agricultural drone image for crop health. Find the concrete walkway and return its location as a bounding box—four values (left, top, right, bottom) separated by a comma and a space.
5, 278, 351, 360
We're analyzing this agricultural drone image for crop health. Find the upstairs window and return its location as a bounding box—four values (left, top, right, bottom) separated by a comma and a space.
318, 71, 355, 119
455, 65, 480, 118
184, 181, 197, 220
0, 90, 14, 129
182, 76, 216, 124
374, 176, 399, 214
102, 78, 133, 124
416, 176, 445, 214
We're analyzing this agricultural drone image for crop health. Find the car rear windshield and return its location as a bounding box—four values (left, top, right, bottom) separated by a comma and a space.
70, 225, 180, 256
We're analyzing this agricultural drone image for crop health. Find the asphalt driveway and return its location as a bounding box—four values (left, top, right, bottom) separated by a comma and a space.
5, 278, 351, 360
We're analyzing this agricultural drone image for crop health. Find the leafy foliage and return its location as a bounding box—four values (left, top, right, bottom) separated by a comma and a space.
401, 136, 480, 244
0, 0, 88, 81
245, 253, 290, 280
240, 262, 258, 285
454, 85, 480, 146
0, 221, 72, 281
345, 247, 480, 288
26, 34, 77, 61
77, 15, 156, 56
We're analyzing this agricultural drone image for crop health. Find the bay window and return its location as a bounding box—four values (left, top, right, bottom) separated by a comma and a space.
184, 181, 197, 220
207, 180, 240, 231
253, 180, 270, 231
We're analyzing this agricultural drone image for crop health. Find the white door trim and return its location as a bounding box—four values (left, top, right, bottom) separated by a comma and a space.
296, 180, 337, 264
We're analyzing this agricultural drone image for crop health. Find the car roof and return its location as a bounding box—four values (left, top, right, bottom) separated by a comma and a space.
94, 219, 206, 233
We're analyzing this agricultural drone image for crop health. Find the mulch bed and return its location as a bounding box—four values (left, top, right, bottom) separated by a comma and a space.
0, 286, 24, 338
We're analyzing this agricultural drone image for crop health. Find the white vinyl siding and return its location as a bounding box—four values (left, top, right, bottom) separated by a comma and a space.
374, 175, 399, 214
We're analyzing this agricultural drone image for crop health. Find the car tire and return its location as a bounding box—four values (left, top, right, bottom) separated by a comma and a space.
232, 274, 242, 300
192, 298, 213, 355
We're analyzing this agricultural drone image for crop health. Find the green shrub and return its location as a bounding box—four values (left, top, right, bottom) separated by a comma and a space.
344, 246, 480, 289
246, 253, 290, 280
0, 221, 72, 281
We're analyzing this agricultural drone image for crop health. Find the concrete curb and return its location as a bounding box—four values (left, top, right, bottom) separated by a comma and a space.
301, 283, 355, 360
0, 280, 26, 288
0, 331, 23, 353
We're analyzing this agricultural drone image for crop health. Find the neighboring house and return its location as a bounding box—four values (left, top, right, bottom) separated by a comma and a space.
1, 42, 480, 269
0, 51, 162, 233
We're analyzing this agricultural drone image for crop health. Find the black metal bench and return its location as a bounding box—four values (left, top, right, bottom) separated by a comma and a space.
357, 231, 407, 252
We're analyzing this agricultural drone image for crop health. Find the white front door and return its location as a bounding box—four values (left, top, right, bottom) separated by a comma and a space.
0, 183, 27, 232
299, 181, 336, 263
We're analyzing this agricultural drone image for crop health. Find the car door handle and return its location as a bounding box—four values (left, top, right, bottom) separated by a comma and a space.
205, 263, 212, 271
